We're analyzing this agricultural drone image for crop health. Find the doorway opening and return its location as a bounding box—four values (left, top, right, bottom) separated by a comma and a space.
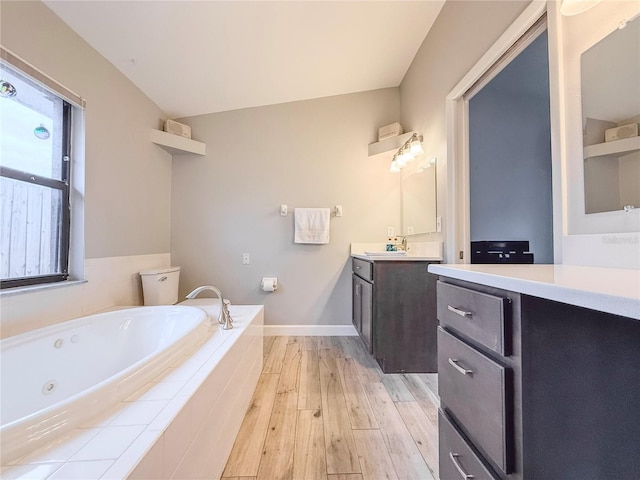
466, 25, 553, 264
444, 2, 557, 264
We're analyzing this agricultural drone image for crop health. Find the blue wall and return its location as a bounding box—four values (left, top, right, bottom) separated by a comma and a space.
469, 32, 553, 264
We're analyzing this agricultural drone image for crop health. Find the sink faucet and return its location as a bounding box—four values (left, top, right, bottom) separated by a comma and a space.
185, 285, 233, 330
400, 236, 408, 251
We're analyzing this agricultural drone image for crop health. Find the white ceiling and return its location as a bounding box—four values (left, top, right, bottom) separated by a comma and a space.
44, 1, 445, 119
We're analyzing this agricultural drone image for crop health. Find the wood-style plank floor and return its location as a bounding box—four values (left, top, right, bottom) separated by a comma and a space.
222, 336, 439, 480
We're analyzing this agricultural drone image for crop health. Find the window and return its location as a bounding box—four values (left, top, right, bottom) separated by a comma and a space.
1, 62, 72, 288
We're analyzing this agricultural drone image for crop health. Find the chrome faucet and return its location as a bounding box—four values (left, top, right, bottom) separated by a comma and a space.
185, 285, 233, 330
400, 236, 408, 251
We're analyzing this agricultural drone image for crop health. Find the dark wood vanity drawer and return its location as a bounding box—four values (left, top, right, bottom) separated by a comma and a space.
437, 281, 509, 355
439, 410, 500, 480
438, 327, 512, 473
352, 257, 373, 282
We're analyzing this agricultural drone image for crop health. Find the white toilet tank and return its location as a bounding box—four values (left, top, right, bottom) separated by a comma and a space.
140, 266, 181, 305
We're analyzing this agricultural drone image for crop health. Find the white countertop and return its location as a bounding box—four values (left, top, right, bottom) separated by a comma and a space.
428, 264, 640, 320
352, 253, 442, 262
350, 241, 443, 262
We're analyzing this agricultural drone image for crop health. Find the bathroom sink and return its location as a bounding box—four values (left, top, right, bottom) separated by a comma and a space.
364, 251, 407, 256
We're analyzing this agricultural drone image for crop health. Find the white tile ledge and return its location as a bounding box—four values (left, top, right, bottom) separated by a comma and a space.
0, 279, 87, 298
429, 264, 640, 320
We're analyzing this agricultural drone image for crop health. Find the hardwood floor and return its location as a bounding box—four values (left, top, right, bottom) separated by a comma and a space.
222, 336, 439, 480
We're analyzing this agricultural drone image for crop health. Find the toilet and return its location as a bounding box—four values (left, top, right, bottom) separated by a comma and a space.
139, 266, 181, 305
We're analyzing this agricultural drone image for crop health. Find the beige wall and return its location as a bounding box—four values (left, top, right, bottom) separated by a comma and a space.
399, 1, 530, 258
169, 1, 530, 328
1, 1, 171, 259
172, 89, 401, 326
0, 1, 172, 336
16, 0, 633, 332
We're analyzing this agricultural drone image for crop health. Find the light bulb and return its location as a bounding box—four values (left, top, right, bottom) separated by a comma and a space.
390, 159, 401, 173
395, 150, 406, 167
398, 145, 414, 165
405, 148, 416, 163
410, 137, 424, 156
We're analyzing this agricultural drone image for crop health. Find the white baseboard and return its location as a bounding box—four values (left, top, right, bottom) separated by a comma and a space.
263, 324, 358, 336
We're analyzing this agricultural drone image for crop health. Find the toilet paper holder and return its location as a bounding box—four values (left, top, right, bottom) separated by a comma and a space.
261, 277, 278, 292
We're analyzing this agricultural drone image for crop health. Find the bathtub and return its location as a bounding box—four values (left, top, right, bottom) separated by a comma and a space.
1, 302, 263, 479
1, 305, 211, 465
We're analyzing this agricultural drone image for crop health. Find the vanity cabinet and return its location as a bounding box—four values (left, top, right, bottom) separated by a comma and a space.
351, 257, 439, 373
352, 270, 373, 353
436, 276, 640, 480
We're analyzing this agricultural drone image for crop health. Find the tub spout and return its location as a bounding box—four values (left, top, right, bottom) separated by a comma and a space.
185, 285, 233, 329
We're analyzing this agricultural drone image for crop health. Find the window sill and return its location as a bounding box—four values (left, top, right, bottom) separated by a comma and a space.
0, 279, 87, 298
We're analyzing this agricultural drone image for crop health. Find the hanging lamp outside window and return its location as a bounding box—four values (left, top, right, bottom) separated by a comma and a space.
34, 124, 50, 139
0, 80, 16, 97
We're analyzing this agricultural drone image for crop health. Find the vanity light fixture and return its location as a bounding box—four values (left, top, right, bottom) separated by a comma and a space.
560, 0, 601, 16
389, 133, 424, 173
390, 154, 402, 173
397, 146, 411, 167
410, 135, 424, 156
403, 144, 416, 163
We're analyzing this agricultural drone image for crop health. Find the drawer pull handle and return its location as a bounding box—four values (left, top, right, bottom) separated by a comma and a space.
448, 305, 472, 318
448, 358, 473, 376
449, 452, 474, 479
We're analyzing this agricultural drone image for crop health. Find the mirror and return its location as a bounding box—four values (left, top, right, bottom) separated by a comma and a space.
581, 15, 640, 214
401, 157, 437, 235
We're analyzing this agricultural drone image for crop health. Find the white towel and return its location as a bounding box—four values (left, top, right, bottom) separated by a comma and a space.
294, 208, 330, 244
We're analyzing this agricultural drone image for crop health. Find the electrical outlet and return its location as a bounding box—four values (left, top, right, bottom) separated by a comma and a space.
436, 216, 442, 232
387, 226, 394, 236
242, 253, 250, 265
459, 251, 464, 260
407, 226, 415, 235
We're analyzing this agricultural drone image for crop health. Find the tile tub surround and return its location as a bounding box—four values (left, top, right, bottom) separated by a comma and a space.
0, 253, 171, 339
1, 305, 264, 480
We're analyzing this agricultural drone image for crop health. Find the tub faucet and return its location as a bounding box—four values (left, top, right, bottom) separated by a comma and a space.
185, 285, 233, 330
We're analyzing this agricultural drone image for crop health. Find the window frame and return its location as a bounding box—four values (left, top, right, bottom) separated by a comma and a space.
0, 89, 72, 289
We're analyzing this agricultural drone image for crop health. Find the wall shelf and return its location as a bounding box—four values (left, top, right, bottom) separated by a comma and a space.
583, 136, 640, 159
368, 131, 414, 159
151, 129, 206, 156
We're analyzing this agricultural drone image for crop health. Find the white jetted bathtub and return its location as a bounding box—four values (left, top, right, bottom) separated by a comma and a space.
1, 301, 263, 479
